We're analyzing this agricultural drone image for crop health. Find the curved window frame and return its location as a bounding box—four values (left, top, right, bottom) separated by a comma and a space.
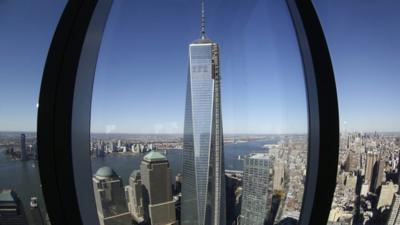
37, 0, 339, 225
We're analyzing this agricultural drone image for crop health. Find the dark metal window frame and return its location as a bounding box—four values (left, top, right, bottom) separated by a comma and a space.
286, 1, 339, 224
37, 1, 339, 225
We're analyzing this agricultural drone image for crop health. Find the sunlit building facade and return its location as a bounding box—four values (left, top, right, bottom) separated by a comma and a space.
93, 167, 131, 225
20, 134, 27, 161
181, 33, 226, 225
387, 193, 400, 225
125, 170, 144, 223
140, 151, 176, 225
240, 153, 272, 225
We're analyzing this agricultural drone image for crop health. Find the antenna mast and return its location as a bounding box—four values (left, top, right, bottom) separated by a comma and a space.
201, 0, 206, 39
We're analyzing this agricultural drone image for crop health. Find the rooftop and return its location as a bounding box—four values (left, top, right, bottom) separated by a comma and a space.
191, 38, 214, 44
0, 190, 19, 208
95, 166, 118, 178
143, 151, 167, 162
0, 190, 14, 202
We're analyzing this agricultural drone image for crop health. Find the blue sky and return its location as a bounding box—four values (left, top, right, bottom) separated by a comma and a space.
0, 0, 399, 134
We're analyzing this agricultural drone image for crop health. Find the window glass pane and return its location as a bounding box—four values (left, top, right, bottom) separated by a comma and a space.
91, 1, 308, 224
314, 1, 400, 224
0, 1, 67, 225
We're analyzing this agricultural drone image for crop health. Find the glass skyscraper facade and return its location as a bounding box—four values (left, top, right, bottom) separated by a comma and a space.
240, 153, 272, 225
181, 37, 226, 225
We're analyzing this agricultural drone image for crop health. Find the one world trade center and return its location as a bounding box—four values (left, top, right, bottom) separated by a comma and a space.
181, 0, 226, 225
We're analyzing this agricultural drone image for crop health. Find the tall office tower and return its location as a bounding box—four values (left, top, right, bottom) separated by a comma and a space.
140, 151, 176, 225
125, 170, 145, 223
398, 152, 400, 186
175, 173, 182, 194
377, 182, 398, 209
225, 173, 242, 225
273, 160, 285, 191
387, 193, 400, 225
20, 133, 27, 161
93, 167, 131, 225
240, 153, 272, 225
344, 151, 359, 172
181, 1, 225, 225
365, 151, 379, 185
0, 190, 28, 225
371, 158, 385, 192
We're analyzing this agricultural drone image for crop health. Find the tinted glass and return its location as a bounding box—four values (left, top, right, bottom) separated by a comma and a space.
0, 1, 67, 225
314, 1, 400, 224
90, 1, 308, 224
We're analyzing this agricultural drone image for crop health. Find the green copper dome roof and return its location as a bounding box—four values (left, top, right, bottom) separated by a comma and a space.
143, 151, 167, 162
95, 166, 117, 178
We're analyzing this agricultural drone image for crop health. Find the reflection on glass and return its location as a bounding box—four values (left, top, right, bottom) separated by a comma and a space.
181, 38, 225, 225
90, 0, 307, 225
313, 1, 400, 225
0, 1, 66, 225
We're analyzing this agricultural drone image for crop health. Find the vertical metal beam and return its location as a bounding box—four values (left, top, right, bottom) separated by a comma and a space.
37, 1, 112, 225
286, 1, 339, 225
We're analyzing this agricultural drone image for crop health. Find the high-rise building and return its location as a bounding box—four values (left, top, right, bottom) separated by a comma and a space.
181, 1, 226, 225
387, 193, 400, 225
240, 153, 272, 225
174, 173, 182, 195
361, 183, 370, 197
20, 134, 27, 161
93, 167, 131, 225
141, 151, 176, 225
273, 160, 285, 191
125, 170, 145, 223
225, 173, 242, 225
371, 158, 385, 192
344, 151, 358, 172
0, 190, 28, 225
344, 173, 357, 192
377, 181, 398, 209
365, 151, 379, 186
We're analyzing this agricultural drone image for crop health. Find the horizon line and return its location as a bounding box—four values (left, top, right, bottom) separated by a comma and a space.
2, 130, 400, 135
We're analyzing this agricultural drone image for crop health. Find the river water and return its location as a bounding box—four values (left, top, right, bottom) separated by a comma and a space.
0, 139, 273, 224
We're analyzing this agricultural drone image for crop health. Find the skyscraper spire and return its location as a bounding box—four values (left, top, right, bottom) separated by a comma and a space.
201, 0, 206, 39
183, 6, 225, 224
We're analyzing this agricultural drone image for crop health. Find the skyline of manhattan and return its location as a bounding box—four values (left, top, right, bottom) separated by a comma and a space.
1, 0, 400, 134
1, 2, 400, 225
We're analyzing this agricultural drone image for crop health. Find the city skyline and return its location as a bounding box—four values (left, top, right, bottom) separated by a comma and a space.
1, 1, 400, 224
1, 0, 400, 134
